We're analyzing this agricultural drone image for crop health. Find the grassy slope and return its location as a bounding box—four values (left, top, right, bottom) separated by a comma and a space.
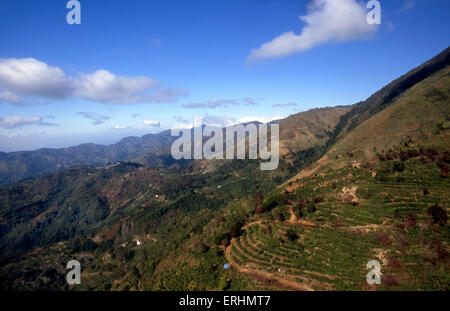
328, 67, 450, 162
278, 106, 352, 156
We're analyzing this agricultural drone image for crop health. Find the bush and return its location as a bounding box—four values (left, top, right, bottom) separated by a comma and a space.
375, 171, 389, 182
195, 242, 210, 254
262, 193, 282, 212
80, 239, 98, 252
393, 161, 405, 172
427, 204, 447, 226
306, 203, 316, 214
285, 228, 298, 241
314, 196, 324, 204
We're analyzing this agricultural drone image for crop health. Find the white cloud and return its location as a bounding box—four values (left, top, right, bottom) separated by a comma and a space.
0, 116, 43, 129
0, 58, 187, 105
75, 69, 160, 104
247, 0, 378, 62
172, 116, 193, 129
0, 58, 75, 103
243, 97, 261, 106
76, 112, 111, 125
113, 125, 129, 129
172, 115, 284, 130
235, 116, 284, 124
273, 102, 298, 107
0, 89, 22, 104
202, 115, 235, 127
173, 122, 194, 129
146, 88, 189, 103
182, 97, 264, 109
143, 119, 160, 127
182, 99, 239, 109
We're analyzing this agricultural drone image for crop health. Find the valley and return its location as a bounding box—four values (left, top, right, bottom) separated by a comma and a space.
0, 47, 449, 291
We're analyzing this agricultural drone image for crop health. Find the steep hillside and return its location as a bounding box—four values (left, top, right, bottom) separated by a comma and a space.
330, 46, 450, 145
231, 50, 450, 290
278, 106, 352, 156
328, 66, 450, 162
227, 150, 449, 290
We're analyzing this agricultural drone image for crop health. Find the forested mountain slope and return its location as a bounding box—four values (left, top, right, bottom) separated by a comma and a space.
0, 48, 448, 291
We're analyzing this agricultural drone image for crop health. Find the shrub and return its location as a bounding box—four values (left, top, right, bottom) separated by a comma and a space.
262, 193, 282, 212
285, 228, 298, 241
443, 151, 450, 164
80, 239, 98, 252
314, 196, 324, 204
195, 242, 210, 254
393, 161, 405, 172
375, 171, 389, 182
427, 204, 447, 226
306, 203, 316, 214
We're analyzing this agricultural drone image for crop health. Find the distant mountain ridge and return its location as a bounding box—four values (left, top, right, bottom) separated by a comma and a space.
0, 106, 351, 186
0, 130, 177, 186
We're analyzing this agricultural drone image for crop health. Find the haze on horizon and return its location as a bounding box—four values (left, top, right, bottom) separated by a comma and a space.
0, 0, 449, 152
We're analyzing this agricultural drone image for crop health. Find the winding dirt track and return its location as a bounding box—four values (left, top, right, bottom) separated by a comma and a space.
286, 206, 320, 227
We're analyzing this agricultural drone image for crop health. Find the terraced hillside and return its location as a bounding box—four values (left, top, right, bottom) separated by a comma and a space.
227, 149, 449, 290
225, 57, 450, 291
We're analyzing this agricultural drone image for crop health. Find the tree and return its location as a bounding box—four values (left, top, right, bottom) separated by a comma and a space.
393, 161, 405, 172
428, 204, 447, 226
285, 228, 298, 241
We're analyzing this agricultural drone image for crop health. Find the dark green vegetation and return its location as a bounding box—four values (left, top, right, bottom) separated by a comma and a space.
0, 47, 449, 291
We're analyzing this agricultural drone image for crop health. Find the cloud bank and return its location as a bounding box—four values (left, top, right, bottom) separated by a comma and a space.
247, 0, 378, 62
0, 58, 188, 105
143, 119, 160, 127
182, 99, 239, 109
182, 97, 261, 109
172, 114, 284, 129
0, 115, 56, 129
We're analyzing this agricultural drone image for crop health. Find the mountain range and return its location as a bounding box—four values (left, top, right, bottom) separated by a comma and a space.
0, 47, 448, 291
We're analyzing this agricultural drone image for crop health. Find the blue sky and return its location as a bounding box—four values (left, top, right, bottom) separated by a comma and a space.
0, 0, 449, 152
